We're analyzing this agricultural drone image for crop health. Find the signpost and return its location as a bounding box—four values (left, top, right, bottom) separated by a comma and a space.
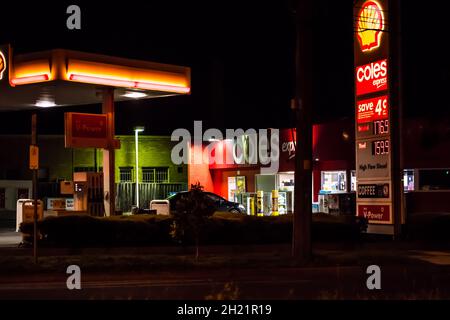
354, 0, 403, 235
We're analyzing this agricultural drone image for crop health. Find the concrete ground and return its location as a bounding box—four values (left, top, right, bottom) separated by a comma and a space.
0, 210, 21, 247
0, 229, 21, 247
1, 252, 450, 299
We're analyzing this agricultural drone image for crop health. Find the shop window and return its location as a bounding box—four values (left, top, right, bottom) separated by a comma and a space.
321, 171, 347, 193
419, 169, 450, 191
119, 167, 134, 182
279, 173, 295, 192
142, 167, 169, 183
404, 169, 415, 191
351, 170, 356, 192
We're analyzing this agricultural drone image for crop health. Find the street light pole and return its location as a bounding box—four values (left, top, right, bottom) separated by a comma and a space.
134, 127, 144, 209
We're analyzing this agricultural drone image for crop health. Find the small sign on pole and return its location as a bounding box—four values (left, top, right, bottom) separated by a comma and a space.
29, 145, 39, 170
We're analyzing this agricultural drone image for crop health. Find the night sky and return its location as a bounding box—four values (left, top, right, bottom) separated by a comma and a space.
0, 1, 448, 135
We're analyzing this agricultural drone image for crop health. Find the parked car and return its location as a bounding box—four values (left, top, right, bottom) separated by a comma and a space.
166, 191, 246, 214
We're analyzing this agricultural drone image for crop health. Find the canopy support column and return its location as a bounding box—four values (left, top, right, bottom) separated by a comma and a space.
102, 88, 116, 216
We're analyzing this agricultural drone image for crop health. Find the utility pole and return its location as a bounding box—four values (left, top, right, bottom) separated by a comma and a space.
31, 113, 38, 264
389, 0, 405, 239
292, 0, 313, 262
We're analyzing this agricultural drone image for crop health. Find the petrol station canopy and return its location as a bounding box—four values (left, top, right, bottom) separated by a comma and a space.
0, 48, 191, 110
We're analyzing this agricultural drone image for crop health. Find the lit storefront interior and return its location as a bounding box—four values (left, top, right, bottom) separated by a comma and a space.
187, 117, 450, 217
188, 124, 356, 216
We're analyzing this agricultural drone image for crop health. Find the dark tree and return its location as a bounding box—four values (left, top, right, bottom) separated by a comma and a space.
170, 182, 216, 260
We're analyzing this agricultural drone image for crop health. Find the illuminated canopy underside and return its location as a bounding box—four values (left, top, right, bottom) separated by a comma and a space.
0, 49, 191, 110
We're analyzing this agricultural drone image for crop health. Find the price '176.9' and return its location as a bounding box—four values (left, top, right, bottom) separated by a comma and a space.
372, 139, 389, 155
373, 119, 389, 135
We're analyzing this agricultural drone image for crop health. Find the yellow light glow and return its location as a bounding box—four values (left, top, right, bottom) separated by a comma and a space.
7, 51, 190, 94
66, 59, 190, 93
11, 74, 50, 85
0, 51, 6, 80
12, 59, 52, 80
357, 1, 384, 52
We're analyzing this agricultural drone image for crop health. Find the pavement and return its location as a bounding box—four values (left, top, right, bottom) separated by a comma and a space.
0, 210, 21, 247
0, 232, 450, 299
2, 209, 450, 299
1, 264, 450, 299
0, 229, 21, 247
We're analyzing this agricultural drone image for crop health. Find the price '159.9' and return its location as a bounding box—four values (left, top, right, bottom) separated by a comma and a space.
372, 139, 390, 155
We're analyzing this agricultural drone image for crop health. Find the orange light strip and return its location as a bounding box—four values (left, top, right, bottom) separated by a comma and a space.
68, 73, 190, 94
11, 74, 50, 85
69, 74, 135, 88
135, 81, 191, 93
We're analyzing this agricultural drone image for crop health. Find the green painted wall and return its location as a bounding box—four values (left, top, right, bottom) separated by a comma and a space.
0, 135, 187, 184
113, 135, 186, 183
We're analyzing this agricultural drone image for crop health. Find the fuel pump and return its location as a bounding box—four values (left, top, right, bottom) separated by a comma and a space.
271, 190, 279, 216
256, 190, 264, 217
73, 172, 104, 216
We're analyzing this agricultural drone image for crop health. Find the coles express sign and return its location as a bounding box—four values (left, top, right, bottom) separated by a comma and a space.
355, 59, 387, 96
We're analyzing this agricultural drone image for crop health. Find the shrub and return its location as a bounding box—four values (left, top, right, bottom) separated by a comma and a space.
20, 214, 173, 247
19, 212, 366, 247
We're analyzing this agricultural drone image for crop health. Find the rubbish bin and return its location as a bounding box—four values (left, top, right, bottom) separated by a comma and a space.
16, 199, 43, 232
150, 200, 170, 215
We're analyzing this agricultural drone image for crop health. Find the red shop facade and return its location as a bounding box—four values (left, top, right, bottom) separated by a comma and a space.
187, 119, 355, 215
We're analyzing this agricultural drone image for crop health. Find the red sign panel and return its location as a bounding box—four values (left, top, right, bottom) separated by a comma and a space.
357, 204, 391, 223
279, 128, 297, 172
71, 113, 107, 139
65, 112, 118, 149
355, 59, 388, 96
356, 95, 389, 123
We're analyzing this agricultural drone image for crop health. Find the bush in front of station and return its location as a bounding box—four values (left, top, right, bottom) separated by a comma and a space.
20, 214, 174, 247
404, 212, 450, 242
19, 212, 366, 247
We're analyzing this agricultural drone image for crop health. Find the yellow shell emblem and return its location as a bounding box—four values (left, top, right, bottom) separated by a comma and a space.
357, 1, 384, 52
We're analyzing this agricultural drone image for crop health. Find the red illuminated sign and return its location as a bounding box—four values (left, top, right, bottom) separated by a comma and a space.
65, 112, 119, 149
355, 59, 388, 96
71, 113, 107, 139
358, 123, 370, 133
356, 95, 389, 123
357, 204, 391, 223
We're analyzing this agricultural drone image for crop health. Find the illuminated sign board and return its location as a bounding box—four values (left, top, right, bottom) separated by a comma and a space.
357, 119, 390, 140
0, 51, 6, 80
64, 112, 119, 149
356, 1, 385, 52
71, 113, 107, 139
356, 138, 390, 180
358, 183, 389, 199
356, 95, 389, 123
354, 0, 394, 230
371, 139, 389, 155
357, 204, 392, 224
355, 59, 388, 96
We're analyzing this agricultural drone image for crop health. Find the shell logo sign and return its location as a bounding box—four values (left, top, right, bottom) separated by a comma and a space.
356, 1, 385, 52
0, 51, 6, 80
